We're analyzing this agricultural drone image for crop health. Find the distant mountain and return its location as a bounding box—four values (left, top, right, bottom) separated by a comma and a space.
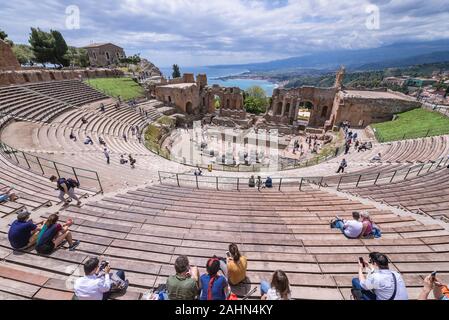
210, 40, 449, 72
356, 51, 449, 70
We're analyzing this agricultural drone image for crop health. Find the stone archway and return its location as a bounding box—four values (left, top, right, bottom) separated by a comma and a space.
276, 102, 283, 115
186, 101, 193, 114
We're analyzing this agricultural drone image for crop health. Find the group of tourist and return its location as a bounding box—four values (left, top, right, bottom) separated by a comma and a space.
162, 243, 290, 301
248, 175, 273, 190
8, 210, 80, 254
6, 208, 448, 300
330, 211, 382, 239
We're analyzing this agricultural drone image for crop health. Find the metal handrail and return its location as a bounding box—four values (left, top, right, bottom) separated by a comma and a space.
0, 141, 103, 195
158, 155, 449, 191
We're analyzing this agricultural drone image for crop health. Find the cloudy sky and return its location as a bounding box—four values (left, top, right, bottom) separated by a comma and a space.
1, 0, 449, 67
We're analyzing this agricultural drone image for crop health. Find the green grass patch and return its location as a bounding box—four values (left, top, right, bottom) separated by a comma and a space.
144, 123, 170, 158
372, 108, 449, 142
84, 77, 144, 101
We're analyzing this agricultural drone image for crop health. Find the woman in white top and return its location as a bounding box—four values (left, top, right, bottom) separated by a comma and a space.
261, 270, 291, 300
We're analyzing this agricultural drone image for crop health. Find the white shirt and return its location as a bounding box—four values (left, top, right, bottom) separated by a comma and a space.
266, 288, 291, 300
361, 269, 408, 300
343, 220, 363, 238
74, 274, 111, 300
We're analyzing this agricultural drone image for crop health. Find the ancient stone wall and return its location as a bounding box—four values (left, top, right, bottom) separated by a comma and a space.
268, 87, 336, 126
0, 40, 21, 71
330, 91, 421, 127
0, 68, 123, 87
203, 85, 244, 114
155, 84, 201, 115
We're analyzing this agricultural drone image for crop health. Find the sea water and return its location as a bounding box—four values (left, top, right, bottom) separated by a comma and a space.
160, 66, 276, 96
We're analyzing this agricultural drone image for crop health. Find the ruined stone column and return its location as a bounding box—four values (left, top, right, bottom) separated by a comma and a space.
289, 98, 297, 121
281, 99, 287, 117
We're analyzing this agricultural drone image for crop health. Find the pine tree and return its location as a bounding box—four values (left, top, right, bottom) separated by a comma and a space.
172, 64, 181, 78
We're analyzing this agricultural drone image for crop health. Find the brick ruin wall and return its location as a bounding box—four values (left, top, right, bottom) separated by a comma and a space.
331, 94, 421, 127
0, 68, 124, 87
0, 40, 21, 71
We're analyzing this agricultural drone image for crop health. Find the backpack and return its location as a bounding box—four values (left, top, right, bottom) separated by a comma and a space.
67, 178, 80, 189
109, 272, 129, 294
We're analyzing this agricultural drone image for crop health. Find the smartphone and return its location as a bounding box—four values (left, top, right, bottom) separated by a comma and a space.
431, 271, 437, 279
359, 257, 366, 268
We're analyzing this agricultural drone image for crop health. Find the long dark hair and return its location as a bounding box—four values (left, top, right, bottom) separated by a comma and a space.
45, 214, 59, 227
271, 270, 291, 300
206, 257, 221, 300
229, 243, 241, 263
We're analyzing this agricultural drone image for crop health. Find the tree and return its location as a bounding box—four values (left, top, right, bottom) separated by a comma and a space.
51, 30, 69, 67
244, 85, 269, 115
172, 64, 181, 78
0, 29, 14, 46
12, 44, 35, 65
119, 54, 141, 65
65, 47, 89, 67
28, 27, 55, 67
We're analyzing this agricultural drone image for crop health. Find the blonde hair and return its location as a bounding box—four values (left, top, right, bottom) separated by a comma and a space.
361, 211, 370, 219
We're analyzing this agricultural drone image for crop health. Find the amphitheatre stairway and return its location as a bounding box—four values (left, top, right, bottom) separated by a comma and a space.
1, 79, 449, 300
1, 185, 449, 300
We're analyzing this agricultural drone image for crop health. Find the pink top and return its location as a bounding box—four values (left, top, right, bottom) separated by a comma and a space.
362, 219, 373, 236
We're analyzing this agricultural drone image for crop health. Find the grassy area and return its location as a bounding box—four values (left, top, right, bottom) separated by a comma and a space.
372, 108, 449, 142
144, 122, 171, 158
84, 77, 144, 101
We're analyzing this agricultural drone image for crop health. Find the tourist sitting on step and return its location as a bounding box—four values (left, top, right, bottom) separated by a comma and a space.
35, 213, 80, 254
69, 131, 77, 142
84, 136, 93, 145
260, 270, 291, 300
330, 211, 364, 239
248, 175, 256, 188
0, 186, 18, 203
123, 133, 127, 142
8, 210, 44, 250
265, 177, 273, 188
74, 257, 128, 300
371, 153, 382, 162
351, 252, 408, 300
50, 175, 82, 206
115, 101, 120, 110
81, 116, 88, 125
120, 155, 128, 164
199, 257, 229, 300
220, 243, 248, 288
99, 103, 105, 112
98, 136, 106, 146
418, 272, 449, 300
194, 167, 203, 176
166, 255, 200, 300
360, 211, 382, 239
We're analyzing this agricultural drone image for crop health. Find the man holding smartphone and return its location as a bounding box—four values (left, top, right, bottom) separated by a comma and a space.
351, 252, 408, 300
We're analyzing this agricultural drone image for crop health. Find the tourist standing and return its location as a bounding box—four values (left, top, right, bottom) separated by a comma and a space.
50, 175, 81, 206
337, 159, 347, 173
103, 148, 110, 165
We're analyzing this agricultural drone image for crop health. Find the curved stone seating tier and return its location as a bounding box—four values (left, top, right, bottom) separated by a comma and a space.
0, 153, 95, 212
334, 135, 449, 165
344, 166, 449, 222
1, 184, 449, 300
0, 86, 72, 123
22, 80, 108, 107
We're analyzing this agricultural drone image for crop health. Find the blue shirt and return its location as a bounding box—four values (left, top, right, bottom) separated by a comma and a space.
8, 220, 37, 249
199, 274, 227, 300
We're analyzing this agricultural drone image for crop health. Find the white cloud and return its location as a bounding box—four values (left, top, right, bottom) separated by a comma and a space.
1, 0, 448, 66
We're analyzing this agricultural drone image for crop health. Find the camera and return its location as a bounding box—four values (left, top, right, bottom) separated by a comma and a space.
99, 260, 110, 271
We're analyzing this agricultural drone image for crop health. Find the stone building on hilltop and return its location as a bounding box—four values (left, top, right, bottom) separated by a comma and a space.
84, 43, 126, 67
